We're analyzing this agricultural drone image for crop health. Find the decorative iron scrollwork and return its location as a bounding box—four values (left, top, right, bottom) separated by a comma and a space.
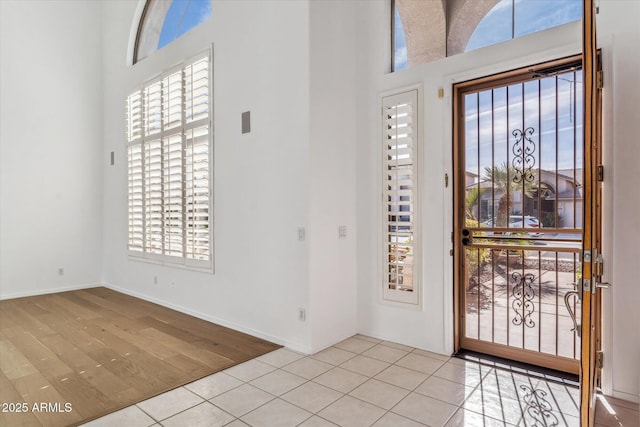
512, 272, 536, 327
512, 127, 536, 183
520, 384, 559, 426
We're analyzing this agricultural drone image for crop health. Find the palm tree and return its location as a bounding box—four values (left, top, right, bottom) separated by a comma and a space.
465, 186, 480, 221
482, 162, 536, 227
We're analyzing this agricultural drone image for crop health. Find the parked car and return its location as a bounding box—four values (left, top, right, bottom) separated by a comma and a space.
480, 215, 543, 236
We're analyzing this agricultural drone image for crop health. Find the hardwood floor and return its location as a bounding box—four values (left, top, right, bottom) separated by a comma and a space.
0, 287, 281, 426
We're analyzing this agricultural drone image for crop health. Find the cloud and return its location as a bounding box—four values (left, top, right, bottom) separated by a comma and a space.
464, 71, 584, 172
466, 0, 581, 52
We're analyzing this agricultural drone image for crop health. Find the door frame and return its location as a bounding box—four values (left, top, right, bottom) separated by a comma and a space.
580, 0, 601, 424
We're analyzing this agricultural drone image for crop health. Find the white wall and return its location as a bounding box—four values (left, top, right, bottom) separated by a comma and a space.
101, 0, 359, 354
355, 0, 639, 402
598, 0, 640, 404
308, 0, 359, 351
0, 0, 104, 298
102, 0, 318, 352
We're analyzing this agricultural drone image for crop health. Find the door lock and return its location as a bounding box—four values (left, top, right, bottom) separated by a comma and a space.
461, 229, 472, 246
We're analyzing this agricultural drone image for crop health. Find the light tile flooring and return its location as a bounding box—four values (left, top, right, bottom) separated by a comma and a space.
82, 335, 639, 427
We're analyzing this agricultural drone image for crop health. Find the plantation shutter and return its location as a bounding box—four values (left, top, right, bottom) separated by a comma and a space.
185, 57, 209, 123
127, 91, 143, 141
184, 55, 211, 265
127, 143, 144, 252
163, 133, 183, 257
127, 91, 144, 252
144, 139, 163, 255
144, 81, 162, 136
184, 126, 209, 260
163, 71, 182, 130
382, 90, 419, 305
126, 51, 212, 269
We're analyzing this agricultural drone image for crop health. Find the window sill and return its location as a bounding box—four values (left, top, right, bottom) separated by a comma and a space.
127, 254, 214, 274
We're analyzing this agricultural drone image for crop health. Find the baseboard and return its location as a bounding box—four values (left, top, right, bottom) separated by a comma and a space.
612, 389, 640, 404
0, 283, 103, 301
102, 283, 313, 355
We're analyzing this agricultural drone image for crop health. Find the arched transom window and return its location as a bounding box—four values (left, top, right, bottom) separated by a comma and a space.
393, 0, 582, 71
135, 0, 212, 64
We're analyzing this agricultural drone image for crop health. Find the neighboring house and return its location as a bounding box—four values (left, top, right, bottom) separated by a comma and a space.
467, 168, 582, 228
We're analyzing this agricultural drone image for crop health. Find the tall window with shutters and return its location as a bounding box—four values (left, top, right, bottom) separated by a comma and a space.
382, 89, 419, 305
127, 51, 212, 269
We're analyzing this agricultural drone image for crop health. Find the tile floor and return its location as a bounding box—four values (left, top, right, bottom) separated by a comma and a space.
81, 335, 639, 427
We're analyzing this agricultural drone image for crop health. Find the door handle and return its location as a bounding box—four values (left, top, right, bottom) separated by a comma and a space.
595, 281, 611, 289
564, 289, 581, 338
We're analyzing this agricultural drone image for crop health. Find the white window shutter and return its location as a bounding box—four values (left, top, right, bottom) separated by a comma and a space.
144, 81, 162, 136
127, 91, 143, 142
184, 57, 209, 123
382, 90, 419, 305
127, 144, 144, 252
127, 53, 211, 269
163, 133, 184, 257
185, 126, 210, 261
163, 71, 182, 131
144, 139, 163, 255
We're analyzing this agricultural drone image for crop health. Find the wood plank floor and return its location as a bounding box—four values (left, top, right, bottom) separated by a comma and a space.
0, 287, 281, 427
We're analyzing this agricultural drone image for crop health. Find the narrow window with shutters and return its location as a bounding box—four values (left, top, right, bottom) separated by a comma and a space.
126, 51, 212, 270
382, 89, 419, 305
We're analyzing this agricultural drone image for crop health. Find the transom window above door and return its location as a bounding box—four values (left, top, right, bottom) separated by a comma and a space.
392, 0, 582, 71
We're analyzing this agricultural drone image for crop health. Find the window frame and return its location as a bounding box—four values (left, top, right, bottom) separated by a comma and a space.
126, 49, 214, 272
379, 86, 422, 307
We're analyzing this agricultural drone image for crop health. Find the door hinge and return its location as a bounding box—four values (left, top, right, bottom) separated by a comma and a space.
596, 351, 604, 369
597, 70, 604, 89
597, 165, 604, 182
445, 173, 449, 188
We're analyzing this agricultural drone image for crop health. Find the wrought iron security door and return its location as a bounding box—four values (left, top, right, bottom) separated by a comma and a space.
454, 56, 585, 374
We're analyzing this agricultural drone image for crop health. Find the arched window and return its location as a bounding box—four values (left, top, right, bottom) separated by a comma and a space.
134, 0, 212, 64
392, 0, 582, 71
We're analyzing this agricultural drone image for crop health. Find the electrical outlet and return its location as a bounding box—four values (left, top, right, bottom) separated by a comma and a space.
338, 225, 347, 239
58, 268, 64, 276
298, 308, 306, 322
297, 227, 305, 241
154, 276, 158, 285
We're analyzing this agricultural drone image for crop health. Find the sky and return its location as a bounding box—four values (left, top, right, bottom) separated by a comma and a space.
466, 0, 582, 52
464, 70, 584, 176
158, 0, 212, 49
